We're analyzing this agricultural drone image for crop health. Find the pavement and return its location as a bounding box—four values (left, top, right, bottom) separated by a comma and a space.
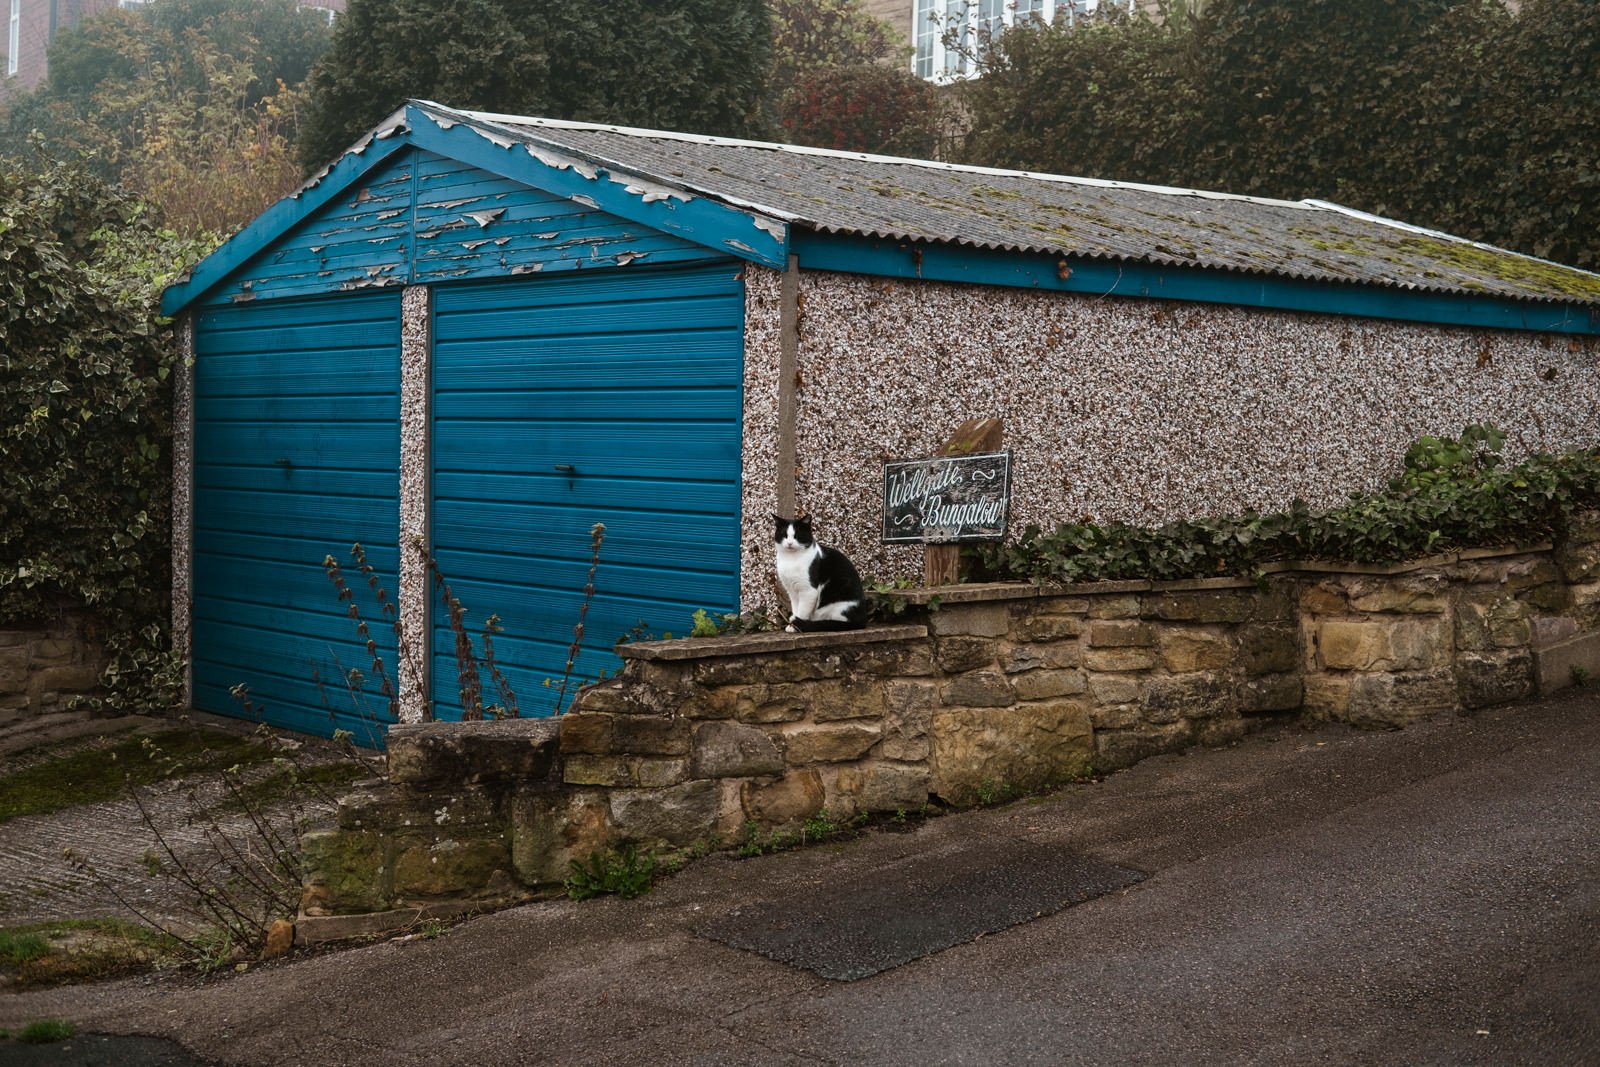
1, 691, 1597, 1066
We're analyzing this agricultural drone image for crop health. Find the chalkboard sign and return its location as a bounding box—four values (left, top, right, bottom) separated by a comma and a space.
882, 451, 1012, 544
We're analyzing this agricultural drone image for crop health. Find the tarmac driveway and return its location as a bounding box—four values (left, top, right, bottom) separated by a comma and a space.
3, 691, 1597, 1066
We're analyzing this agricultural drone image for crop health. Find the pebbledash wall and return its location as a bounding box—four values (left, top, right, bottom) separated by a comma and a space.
298, 530, 1600, 930
736, 267, 1600, 608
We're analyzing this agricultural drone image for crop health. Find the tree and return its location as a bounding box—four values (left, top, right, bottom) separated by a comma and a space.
0, 159, 212, 709
767, 0, 903, 90
1, 0, 326, 234
777, 64, 941, 157
958, 0, 1600, 270
298, 0, 771, 169
766, 0, 941, 157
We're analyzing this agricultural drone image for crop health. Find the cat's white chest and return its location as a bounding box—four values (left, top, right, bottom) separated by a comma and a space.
775, 543, 820, 600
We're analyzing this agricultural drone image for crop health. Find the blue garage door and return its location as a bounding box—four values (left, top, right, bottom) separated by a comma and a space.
431, 262, 744, 719
191, 292, 402, 743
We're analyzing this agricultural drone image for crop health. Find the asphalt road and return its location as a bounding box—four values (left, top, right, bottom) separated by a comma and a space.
3, 692, 1596, 1066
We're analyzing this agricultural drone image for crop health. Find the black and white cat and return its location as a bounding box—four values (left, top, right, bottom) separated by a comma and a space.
773, 514, 867, 633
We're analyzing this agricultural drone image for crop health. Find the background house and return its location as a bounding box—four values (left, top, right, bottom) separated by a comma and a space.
160, 101, 1600, 738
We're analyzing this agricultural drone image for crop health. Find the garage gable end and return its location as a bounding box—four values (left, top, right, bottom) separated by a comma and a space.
192, 147, 734, 307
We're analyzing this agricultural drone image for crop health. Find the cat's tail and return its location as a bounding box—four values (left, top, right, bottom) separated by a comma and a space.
790, 615, 867, 633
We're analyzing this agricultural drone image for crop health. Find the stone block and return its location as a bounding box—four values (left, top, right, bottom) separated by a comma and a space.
740, 769, 825, 827
1083, 647, 1157, 673
1533, 630, 1600, 695
940, 670, 1016, 708
1555, 539, 1600, 584
607, 780, 720, 847
610, 715, 690, 757
1011, 614, 1084, 642
1344, 671, 1457, 729
1026, 641, 1083, 670
29, 638, 81, 665
696, 653, 842, 688
1238, 624, 1298, 676
1089, 703, 1141, 730
1158, 629, 1233, 673
679, 685, 738, 720
571, 679, 679, 716
1238, 674, 1303, 714
1088, 673, 1141, 706
930, 699, 1092, 804
1141, 673, 1231, 723
27, 664, 102, 693
935, 636, 996, 674
845, 761, 931, 813
1089, 621, 1154, 648
637, 758, 692, 788
930, 604, 1011, 638
882, 680, 935, 761
1317, 618, 1448, 672
1145, 592, 1254, 624
811, 677, 889, 722
562, 755, 687, 788
691, 721, 783, 778
558, 713, 614, 755
849, 642, 936, 678
299, 830, 393, 915
780, 722, 882, 764
1093, 722, 1193, 771
337, 783, 503, 833
1086, 595, 1141, 619
1532, 616, 1579, 648
1456, 650, 1535, 709
510, 788, 612, 887
1301, 674, 1351, 721
1346, 576, 1448, 614
1454, 596, 1533, 652
1001, 643, 1044, 674
1299, 584, 1348, 616
388, 718, 559, 788
393, 836, 512, 899
1012, 669, 1087, 701
735, 684, 809, 723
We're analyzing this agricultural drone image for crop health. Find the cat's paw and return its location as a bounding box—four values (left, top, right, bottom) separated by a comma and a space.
784, 624, 798, 633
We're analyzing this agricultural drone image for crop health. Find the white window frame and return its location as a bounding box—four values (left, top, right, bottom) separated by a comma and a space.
7, 0, 20, 79
912, 0, 1120, 82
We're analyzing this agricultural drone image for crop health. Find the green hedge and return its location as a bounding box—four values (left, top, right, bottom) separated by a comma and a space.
1, 160, 212, 709
978, 427, 1600, 585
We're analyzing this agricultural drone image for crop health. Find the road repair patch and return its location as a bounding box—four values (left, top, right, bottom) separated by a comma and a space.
698, 838, 1145, 980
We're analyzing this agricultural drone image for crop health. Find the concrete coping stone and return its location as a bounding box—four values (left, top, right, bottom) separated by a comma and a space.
617, 624, 930, 661
872, 545, 1558, 606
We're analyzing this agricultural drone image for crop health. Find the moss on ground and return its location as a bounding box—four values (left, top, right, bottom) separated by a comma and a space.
0, 729, 276, 823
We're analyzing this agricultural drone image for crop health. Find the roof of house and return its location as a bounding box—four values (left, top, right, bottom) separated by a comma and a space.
162, 100, 1600, 327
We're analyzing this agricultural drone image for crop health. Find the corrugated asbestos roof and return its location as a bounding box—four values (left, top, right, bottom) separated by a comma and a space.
436, 103, 1600, 310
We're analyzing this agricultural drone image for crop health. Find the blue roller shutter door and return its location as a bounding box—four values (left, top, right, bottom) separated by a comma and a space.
430, 262, 744, 719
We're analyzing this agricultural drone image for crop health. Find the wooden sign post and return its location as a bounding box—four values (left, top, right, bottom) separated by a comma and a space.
924, 419, 1003, 585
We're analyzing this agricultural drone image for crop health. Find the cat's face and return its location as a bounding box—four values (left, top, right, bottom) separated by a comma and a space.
772, 513, 814, 551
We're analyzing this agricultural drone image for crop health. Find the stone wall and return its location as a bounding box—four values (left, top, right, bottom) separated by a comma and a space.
298, 534, 1600, 931
0, 611, 106, 724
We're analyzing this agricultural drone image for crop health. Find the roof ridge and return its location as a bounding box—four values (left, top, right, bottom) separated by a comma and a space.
443, 103, 1315, 211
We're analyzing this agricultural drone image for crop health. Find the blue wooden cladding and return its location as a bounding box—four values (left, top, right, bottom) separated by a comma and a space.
192, 147, 741, 309
429, 263, 745, 719
190, 292, 402, 744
